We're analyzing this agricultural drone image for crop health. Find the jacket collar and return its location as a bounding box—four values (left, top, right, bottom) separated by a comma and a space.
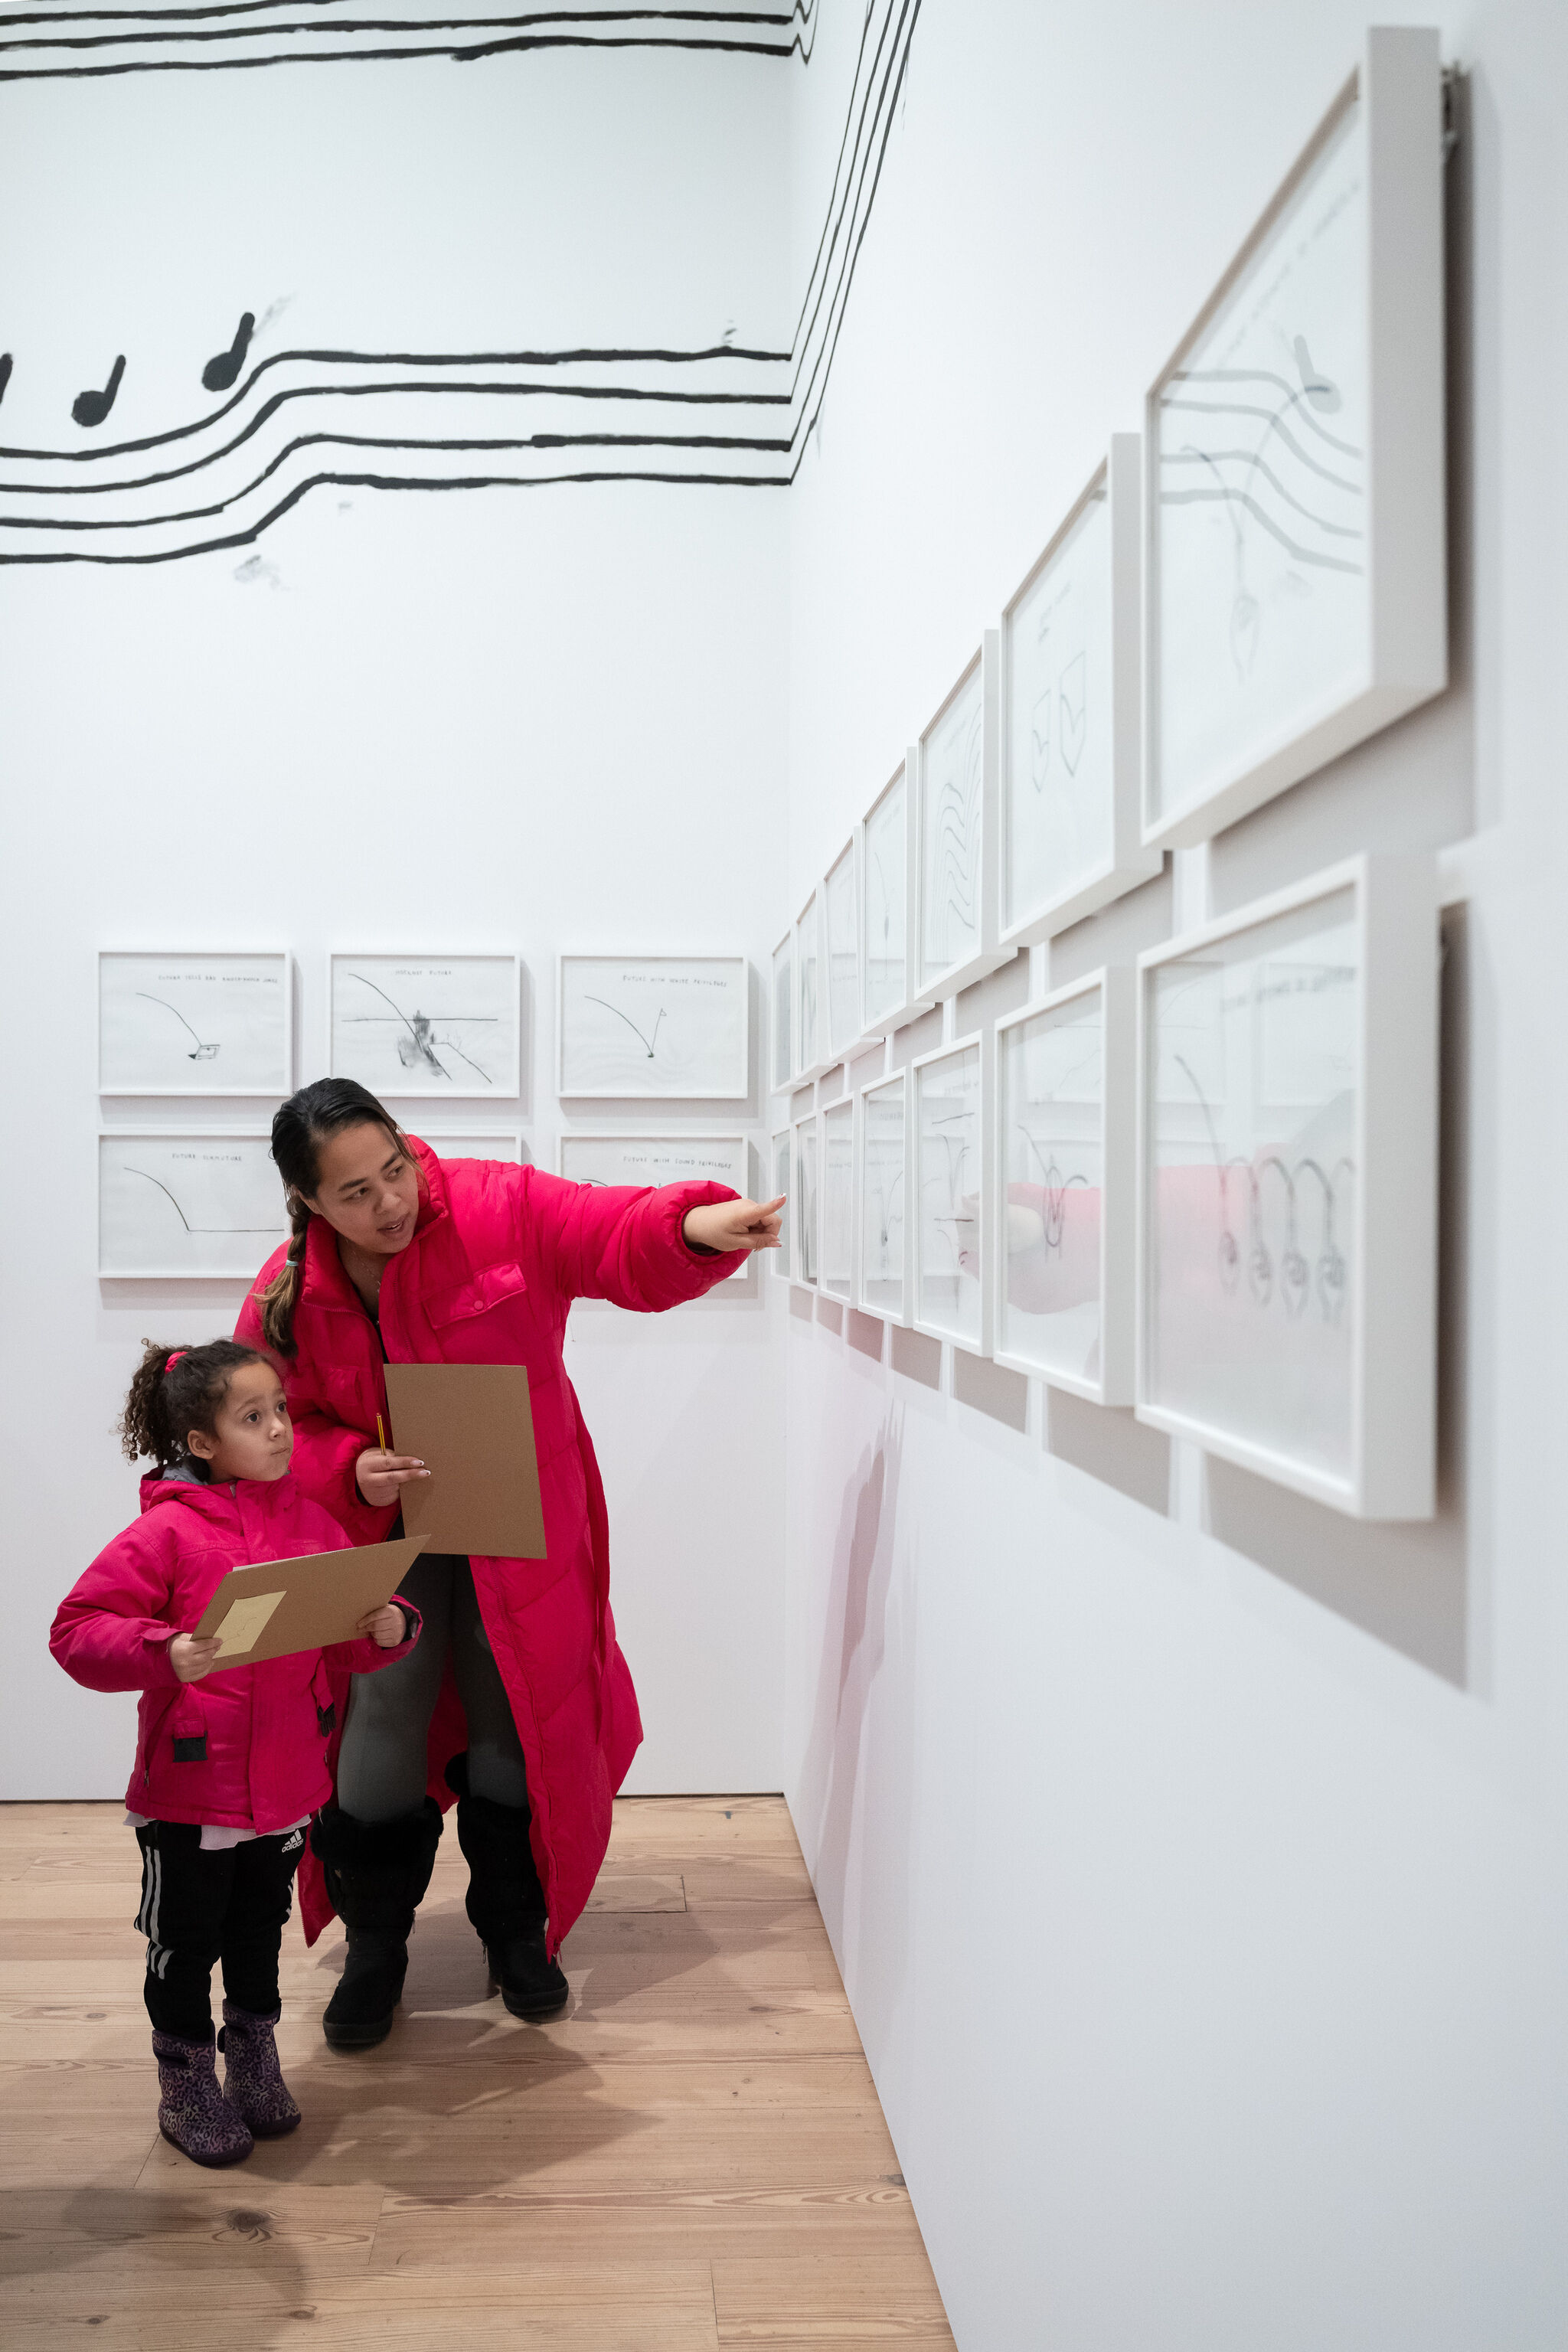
296, 1133, 447, 1314
138, 1468, 301, 1519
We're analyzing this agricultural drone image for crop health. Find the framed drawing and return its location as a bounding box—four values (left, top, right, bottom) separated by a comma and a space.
861, 753, 926, 1038
771, 1128, 793, 1282
821, 1098, 854, 1302
1000, 440, 1161, 949
916, 636, 1005, 1001
1135, 852, 1437, 1517
557, 956, 747, 1099
793, 1112, 820, 1287
1143, 27, 1446, 849
855, 1067, 910, 1325
794, 890, 827, 1082
558, 1132, 750, 1280
993, 970, 1135, 1402
332, 953, 520, 1098
416, 1132, 524, 1164
99, 1130, 287, 1279
772, 933, 792, 1094
912, 1034, 991, 1352
100, 952, 291, 1098
825, 839, 861, 1065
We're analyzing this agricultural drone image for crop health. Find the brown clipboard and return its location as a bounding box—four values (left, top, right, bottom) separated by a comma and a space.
193, 1534, 430, 1667
384, 1361, 547, 1560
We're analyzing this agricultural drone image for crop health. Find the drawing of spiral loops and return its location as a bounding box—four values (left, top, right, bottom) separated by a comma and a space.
1247, 1240, 1273, 1307
933, 713, 982, 954
1282, 1245, 1310, 1317
1317, 1245, 1348, 1322
1217, 1226, 1240, 1291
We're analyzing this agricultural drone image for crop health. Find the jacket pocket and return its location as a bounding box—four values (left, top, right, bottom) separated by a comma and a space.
420, 1261, 528, 1328
168, 1697, 207, 1765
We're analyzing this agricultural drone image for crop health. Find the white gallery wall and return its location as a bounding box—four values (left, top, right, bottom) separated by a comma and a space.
784, 3, 1568, 2349
0, 42, 792, 1798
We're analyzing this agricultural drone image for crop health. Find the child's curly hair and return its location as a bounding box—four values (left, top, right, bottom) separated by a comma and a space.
120, 1338, 271, 1473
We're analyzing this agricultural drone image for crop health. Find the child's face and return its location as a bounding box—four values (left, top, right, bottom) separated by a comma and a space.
188, 1363, 293, 1484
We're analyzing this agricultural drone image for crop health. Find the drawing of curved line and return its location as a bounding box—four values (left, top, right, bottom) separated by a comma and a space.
436, 1034, 495, 1083
344, 969, 453, 1080
0, 2, 813, 40
1160, 398, 1362, 491
122, 1165, 278, 1233
583, 994, 665, 1058
1158, 488, 1363, 574
1160, 446, 1363, 536
0, 0, 816, 31
1167, 368, 1361, 460
136, 989, 213, 1054
0, 28, 810, 80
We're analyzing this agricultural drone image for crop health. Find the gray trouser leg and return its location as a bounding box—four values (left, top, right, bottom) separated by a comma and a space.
336, 1553, 529, 1822
449, 1565, 531, 1811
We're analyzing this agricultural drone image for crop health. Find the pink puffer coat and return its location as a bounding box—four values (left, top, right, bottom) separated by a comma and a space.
50, 1472, 419, 1833
235, 1140, 743, 1952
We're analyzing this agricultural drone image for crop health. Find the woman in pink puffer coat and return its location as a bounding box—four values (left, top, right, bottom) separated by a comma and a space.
234, 1077, 782, 2053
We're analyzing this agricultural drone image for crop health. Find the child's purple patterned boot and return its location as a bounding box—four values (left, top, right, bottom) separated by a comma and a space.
152, 2029, 255, 2167
220, 2001, 302, 2138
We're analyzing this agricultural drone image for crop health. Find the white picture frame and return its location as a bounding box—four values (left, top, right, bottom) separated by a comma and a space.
1142, 27, 1446, 850
821, 1096, 855, 1302
331, 952, 520, 1099
855, 1067, 911, 1326
771, 932, 793, 1095
794, 890, 828, 1082
1000, 441, 1161, 949
771, 1127, 793, 1282
557, 956, 748, 1100
825, 838, 861, 1066
414, 1132, 524, 1164
99, 1129, 287, 1280
99, 952, 292, 1098
993, 969, 1135, 1403
912, 1032, 993, 1353
860, 753, 927, 1039
557, 1132, 750, 1282
793, 1112, 820, 1288
916, 636, 1007, 1001
1135, 851, 1437, 1518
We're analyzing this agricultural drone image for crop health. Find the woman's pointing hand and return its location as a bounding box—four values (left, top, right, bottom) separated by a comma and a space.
682, 1195, 787, 1256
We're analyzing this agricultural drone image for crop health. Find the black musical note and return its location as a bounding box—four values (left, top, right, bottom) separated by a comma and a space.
73, 355, 125, 429
0, 355, 12, 407
202, 311, 254, 394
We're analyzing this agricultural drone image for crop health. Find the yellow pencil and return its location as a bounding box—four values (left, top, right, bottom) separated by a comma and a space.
377, 1413, 387, 1454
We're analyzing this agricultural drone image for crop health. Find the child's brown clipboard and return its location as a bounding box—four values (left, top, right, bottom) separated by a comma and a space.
193, 1534, 430, 1667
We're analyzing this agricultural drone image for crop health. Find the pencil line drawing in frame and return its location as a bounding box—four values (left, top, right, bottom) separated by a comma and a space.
855, 1067, 910, 1325
557, 956, 747, 1100
821, 1098, 855, 1302
1135, 851, 1437, 1518
825, 840, 861, 1065
794, 1112, 820, 1288
558, 1132, 750, 1282
993, 969, 1135, 1403
794, 891, 826, 1082
912, 1032, 992, 1354
917, 637, 1005, 999
416, 1132, 525, 1165
100, 1130, 289, 1280
771, 1128, 793, 1282
772, 933, 793, 1094
860, 751, 926, 1038
100, 952, 292, 1098
331, 953, 520, 1098
1000, 440, 1161, 949
1143, 26, 1446, 850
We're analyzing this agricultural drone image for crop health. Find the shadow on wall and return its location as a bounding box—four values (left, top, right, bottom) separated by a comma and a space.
797, 1412, 914, 2033
1204, 904, 1478, 1690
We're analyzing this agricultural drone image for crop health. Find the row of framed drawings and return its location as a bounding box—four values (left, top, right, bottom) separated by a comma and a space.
776, 854, 1439, 1525
774, 27, 1446, 1089
98, 1129, 756, 1285
96, 953, 750, 1102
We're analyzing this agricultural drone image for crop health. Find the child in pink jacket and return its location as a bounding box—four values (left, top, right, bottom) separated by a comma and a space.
51, 1338, 420, 2168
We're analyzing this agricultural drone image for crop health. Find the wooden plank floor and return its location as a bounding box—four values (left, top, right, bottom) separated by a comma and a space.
0, 1795, 955, 2350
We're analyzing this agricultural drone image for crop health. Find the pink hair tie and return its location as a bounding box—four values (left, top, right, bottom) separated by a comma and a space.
163, 1350, 188, 1376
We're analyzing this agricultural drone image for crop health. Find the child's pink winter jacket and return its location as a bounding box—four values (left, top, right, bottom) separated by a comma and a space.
50, 1471, 419, 1834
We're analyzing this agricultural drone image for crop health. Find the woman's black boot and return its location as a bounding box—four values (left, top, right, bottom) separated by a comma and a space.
312, 1798, 443, 2051
455, 1791, 569, 2020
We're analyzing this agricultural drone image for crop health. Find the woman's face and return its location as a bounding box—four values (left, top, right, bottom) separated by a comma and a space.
304, 1122, 421, 1256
